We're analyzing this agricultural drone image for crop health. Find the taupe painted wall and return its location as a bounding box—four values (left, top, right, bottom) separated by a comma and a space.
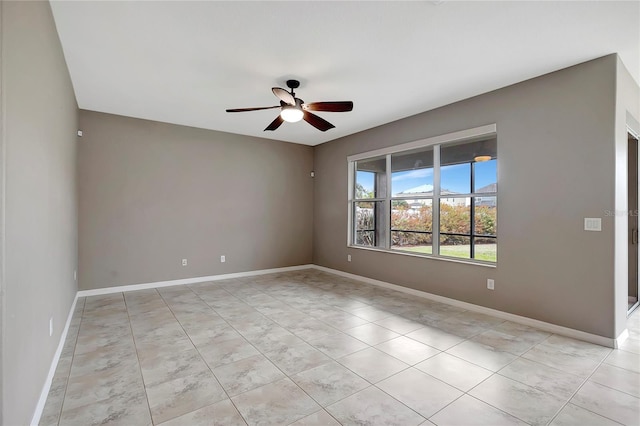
78, 111, 313, 290
1, 1, 78, 424
314, 55, 620, 338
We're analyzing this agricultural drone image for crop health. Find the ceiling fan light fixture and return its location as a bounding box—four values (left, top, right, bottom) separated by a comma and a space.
281, 105, 304, 123
474, 155, 492, 162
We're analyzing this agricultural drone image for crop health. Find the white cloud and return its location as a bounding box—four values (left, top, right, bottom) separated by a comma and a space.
392, 168, 433, 182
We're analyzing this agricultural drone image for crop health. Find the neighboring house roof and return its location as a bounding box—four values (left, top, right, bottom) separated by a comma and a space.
398, 184, 434, 194
476, 183, 497, 193
398, 185, 462, 197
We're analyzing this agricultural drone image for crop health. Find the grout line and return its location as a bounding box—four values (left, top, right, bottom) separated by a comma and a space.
52, 297, 85, 425
122, 291, 156, 425
168, 284, 249, 425
544, 351, 620, 426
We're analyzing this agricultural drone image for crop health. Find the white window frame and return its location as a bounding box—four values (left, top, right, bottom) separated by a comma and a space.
347, 124, 497, 265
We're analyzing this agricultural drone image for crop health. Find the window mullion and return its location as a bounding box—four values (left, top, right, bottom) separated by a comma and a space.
433, 145, 441, 256
385, 154, 392, 250
470, 162, 475, 259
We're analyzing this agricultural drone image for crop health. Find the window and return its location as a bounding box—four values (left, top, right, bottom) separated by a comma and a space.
348, 125, 497, 263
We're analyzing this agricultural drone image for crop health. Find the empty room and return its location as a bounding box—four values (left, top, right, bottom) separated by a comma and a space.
1, 1, 640, 425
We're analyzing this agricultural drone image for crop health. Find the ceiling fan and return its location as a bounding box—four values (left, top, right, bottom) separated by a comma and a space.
226, 79, 353, 132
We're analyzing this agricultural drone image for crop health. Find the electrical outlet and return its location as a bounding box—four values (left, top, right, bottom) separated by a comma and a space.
347, 254, 352, 262
487, 279, 495, 290
49, 317, 53, 337
220, 255, 226, 263
74, 270, 77, 281
182, 259, 188, 266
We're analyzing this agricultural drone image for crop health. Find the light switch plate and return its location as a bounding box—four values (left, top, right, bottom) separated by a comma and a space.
584, 218, 602, 231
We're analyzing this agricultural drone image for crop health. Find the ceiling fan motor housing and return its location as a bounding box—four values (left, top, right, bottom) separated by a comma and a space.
286, 79, 300, 90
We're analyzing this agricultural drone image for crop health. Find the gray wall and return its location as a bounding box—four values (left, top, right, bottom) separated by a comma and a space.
1, 1, 79, 424
314, 55, 620, 338
78, 111, 314, 290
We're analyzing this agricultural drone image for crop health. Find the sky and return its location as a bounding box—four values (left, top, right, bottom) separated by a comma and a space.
357, 159, 497, 196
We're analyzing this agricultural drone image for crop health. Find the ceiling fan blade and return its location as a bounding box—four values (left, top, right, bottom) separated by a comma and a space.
226, 105, 281, 113
272, 87, 295, 105
303, 111, 335, 132
303, 101, 353, 112
264, 115, 284, 131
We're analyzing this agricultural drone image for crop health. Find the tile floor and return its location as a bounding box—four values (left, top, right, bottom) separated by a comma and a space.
39, 269, 640, 426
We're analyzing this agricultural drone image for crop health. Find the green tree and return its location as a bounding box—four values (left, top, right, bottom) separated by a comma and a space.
355, 183, 373, 199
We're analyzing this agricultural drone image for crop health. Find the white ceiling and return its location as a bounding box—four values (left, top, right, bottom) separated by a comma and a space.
50, 1, 639, 146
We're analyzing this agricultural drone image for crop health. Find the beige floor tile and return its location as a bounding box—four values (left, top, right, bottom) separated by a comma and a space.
604, 349, 640, 373
344, 323, 401, 345
374, 315, 425, 334
317, 311, 370, 331
291, 361, 370, 406
406, 326, 465, 351
69, 343, 138, 378
306, 332, 369, 359
288, 318, 341, 341
63, 362, 144, 411
522, 342, 606, 378
492, 321, 551, 345
39, 376, 67, 426
263, 341, 332, 376
430, 316, 489, 339
198, 336, 260, 368
402, 303, 466, 323
289, 409, 341, 426
157, 399, 247, 426
347, 306, 395, 321
414, 352, 492, 392
59, 387, 151, 426
247, 331, 306, 354
447, 340, 518, 371
375, 336, 441, 365
469, 375, 568, 426
498, 357, 584, 399
585, 362, 640, 398
186, 324, 244, 348
326, 386, 425, 426
377, 368, 462, 418
138, 346, 209, 387
338, 347, 409, 383
549, 403, 621, 426
470, 329, 540, 355
430, 394, 528, 426
619, 336, 640, 354
75, 325, 133, 355
146, 370, 227, 425
213, 354, 285, 396
571, 380, 640, 425
231, 378, 320, 426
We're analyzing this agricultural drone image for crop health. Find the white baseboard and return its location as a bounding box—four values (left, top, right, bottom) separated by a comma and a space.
30, 294, 78, 426
77, 264, 315, 297
312, 265, 621, 348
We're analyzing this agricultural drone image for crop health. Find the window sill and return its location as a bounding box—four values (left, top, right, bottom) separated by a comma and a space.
347, 245, 497, 268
